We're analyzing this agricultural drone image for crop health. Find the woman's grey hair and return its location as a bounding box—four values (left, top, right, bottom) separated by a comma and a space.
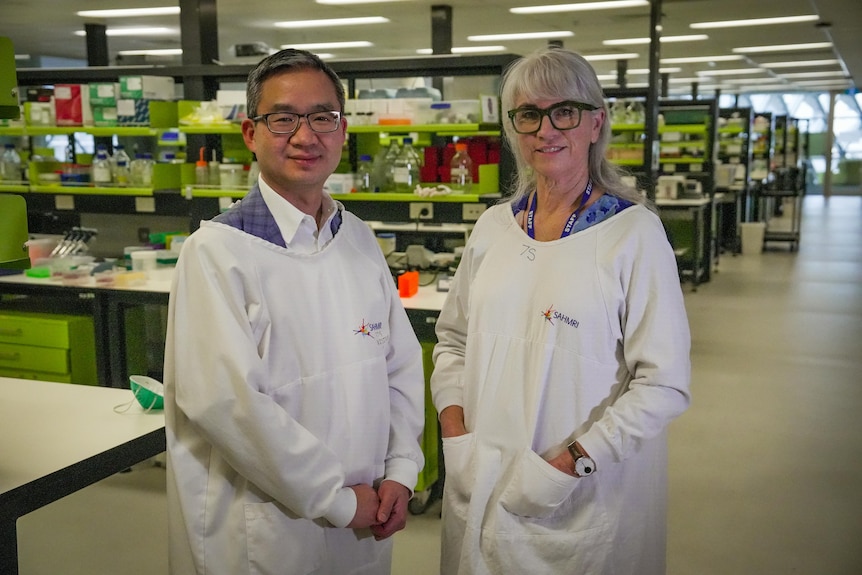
499, 47, 646, 207
246, 49, 346, 119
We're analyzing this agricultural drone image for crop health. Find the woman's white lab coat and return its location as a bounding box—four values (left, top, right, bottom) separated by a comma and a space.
164, 212, 424, 575
432, 203, 691, 575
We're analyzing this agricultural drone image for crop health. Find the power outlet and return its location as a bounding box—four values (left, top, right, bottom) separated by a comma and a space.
462, 203, 486, 221
409, 202, 434, 220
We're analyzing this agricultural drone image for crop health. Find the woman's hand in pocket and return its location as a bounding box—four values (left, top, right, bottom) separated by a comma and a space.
546, 449, 577, 477
439, 405, 467, 438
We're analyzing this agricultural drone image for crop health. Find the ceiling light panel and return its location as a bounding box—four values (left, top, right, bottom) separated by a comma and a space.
275, 17, 389, 28
660, 55, 744, 64
690, 15, 819, 29
603, 35, 707, 46
280, 41, 373, 50
467, 31, 574, 41
582, 53, 639, 61
76, 7, 180, 17
733, 42, 833, 54
74, 27, 174, 37
759, 59, 841, 68
511, 1, 649, 14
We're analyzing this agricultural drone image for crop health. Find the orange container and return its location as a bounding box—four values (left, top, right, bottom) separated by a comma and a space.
398, 270, 419, 298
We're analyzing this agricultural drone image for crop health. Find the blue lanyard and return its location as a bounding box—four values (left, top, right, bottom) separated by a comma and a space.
526, 179, 594, 239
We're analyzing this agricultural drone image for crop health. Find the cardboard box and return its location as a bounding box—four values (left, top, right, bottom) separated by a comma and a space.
119, 75, 175, 100
117, 99, 151, 126
89, 82, 118, 106
24, 101, 54, 126
92, 106, 118, 127
54, 84, 87, 126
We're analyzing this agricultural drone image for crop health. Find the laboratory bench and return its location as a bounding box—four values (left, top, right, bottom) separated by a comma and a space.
0, 376, 165, 575
656, 196, 714, 291
0, 267, 447, 500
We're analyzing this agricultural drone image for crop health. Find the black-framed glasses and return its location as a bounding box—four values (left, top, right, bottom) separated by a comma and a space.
507, 100, 599, 134
252, 111, 342, 135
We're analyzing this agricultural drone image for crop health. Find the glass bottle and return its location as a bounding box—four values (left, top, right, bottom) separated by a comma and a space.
392, 137, 421, 193
355, 154, 373, 192
113, 144, 131, 185
0, 144, 22, 182
449, 142, 473, 193
92, 146, 112, 186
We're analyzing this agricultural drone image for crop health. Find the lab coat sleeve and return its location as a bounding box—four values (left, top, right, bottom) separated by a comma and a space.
379, 269, 426, 492
430, 225, 479, 415
578, 211, 692, 468
166, 231, 357, 527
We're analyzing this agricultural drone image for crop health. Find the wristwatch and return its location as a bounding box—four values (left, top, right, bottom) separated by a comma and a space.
566, 440, 596, 477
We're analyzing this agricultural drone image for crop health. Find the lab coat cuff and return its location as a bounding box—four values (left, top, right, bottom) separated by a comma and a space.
324, 487, 357, 528
385, 458, 421, 497
432, 389, 462, 418
575, 426, 613, 472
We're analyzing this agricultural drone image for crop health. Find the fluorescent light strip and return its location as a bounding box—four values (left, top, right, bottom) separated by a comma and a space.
760, 59, 841, 68
583, 53, 639, 61
14, 54, 30, 60
416, 46, 507, 54
779, 71, 848, 79
696, 68, 768, 76
118, 49, 183, 56
316, 0, 406, 4
76, 7, 180, 17
74, 27, 173, 37
627, 67, 682, 74
690, 15, 818, 29
720, 77, 788, 84
280, 41, 373, 50
467, 31, 573, 41
275, 17, 388, 28
733, 42, 832, 54
660, 55, 744, 64
511, 1, 648, 14
793, 79, 851, 87
602, 34, 707, 46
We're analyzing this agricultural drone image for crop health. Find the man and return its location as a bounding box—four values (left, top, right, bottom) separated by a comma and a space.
164, 49, 425, 575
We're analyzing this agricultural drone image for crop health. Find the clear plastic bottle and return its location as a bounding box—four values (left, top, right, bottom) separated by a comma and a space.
392, 137, 421, 192
92, 146, 112, 186
380, 139, 401, 192
355, 154, 373, 192
130, 153, 155, 187
113, 144, 131, 185
195, 147, 209, 186
449, 142, 473, 193
0, 144, 23, 182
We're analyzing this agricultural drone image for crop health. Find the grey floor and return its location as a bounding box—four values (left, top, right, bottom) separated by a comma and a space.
17, 194, 862, 574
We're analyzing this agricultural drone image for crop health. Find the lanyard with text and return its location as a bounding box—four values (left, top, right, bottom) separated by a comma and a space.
526, 179, 594, 239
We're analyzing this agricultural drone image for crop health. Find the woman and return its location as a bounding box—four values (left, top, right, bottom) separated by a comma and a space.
431, 47, 692, 574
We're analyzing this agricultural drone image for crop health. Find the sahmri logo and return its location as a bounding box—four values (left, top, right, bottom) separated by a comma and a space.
540, 305, 579, 329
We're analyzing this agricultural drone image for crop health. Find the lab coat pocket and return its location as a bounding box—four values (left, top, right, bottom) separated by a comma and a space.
244, 502, 324, 575
499, 448, 578, 519
441, 432, 476, 505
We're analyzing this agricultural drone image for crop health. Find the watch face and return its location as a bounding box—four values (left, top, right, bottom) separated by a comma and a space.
575, 456, 596, 476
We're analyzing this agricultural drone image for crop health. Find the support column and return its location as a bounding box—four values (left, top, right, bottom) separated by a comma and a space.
180, 0, 220, 170
84, 23, 109, 66
691, 81, 699, 100
616, 59, 628, 89
824, 90, 837, 198
642, 0, 662, 200
180, 0, 219, 100
430, 5, 453, 96
660, 72, 669, 97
